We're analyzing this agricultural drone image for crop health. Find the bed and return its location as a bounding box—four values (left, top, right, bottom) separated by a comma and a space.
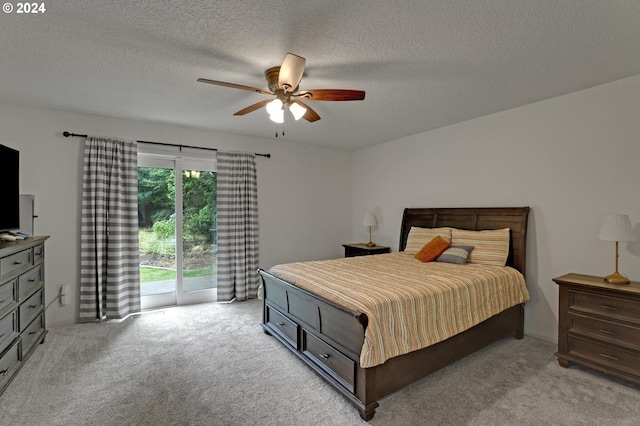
258, 207, 530, 420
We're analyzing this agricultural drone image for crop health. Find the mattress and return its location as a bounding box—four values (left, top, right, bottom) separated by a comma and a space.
269, 252, 530, 368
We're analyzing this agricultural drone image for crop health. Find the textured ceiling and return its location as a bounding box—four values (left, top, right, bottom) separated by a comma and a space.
1, 1, 639, 150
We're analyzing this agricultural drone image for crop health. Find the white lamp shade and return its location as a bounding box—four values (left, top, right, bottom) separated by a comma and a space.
598, 214, 636, 242
289, 102, 307, 120
266, 98, 283, 116
268, 109, 284, 123
363, 212, 377, 227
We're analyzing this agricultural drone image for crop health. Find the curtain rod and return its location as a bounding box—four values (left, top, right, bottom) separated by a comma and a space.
62, 131, 271, 158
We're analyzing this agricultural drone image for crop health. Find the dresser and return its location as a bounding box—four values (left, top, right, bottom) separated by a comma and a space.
342, 243, 390, 258
553, 273, 640, 385
0, 236, 49, 395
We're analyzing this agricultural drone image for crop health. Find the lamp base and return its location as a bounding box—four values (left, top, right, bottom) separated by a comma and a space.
604, 271, 630, 285
366, 241, 376, 247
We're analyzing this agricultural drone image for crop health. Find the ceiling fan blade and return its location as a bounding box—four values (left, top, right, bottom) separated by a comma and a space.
292, 100, 321, 122
233, 99, 272, 116
197, 78, 272, 95
296, 89, 366, 101
278, 53, 306, 93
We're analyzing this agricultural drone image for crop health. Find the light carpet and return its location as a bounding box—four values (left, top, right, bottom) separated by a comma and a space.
0, 299, 639, 425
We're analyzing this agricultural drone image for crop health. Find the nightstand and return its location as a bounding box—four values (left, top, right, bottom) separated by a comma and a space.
553, 273, 640, 385
342, 243, 390, 258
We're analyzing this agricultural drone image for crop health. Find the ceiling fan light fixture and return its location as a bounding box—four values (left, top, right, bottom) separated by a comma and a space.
269, 108, 284, 123
197, 52, 364, 126
266, 98, 283, 116
289, 102, 307, 121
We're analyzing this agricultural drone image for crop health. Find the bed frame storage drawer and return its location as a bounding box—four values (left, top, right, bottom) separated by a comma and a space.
303, 329, 356, 393
265, 304, 298, 349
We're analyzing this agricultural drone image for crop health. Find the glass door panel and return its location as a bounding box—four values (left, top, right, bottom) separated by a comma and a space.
181, 167, 217, 294
138, 164, 177, 306
138, 155, 216, 309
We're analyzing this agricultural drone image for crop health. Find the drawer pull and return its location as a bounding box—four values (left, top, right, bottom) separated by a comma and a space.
0, 369, 8, 376
318, 353, 330, 360
13, 261, 22, 265
599, 305, 618, 311
28, 279, 36, 283
29, 331, 37, 335
599, 353, 619, 361
598, 329, 618, 336
276, 322, 285, 327
29, 304, 38, 309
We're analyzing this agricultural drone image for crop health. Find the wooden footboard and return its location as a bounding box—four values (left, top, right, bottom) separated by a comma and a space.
261, 271, 365, 383
259, 268, 525, 420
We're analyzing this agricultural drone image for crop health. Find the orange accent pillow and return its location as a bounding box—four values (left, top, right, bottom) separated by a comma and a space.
414, 236, 451, 263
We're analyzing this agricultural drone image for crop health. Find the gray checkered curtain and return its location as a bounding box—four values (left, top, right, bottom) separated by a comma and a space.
79, 136, 140, 321
216, 151, 259, 302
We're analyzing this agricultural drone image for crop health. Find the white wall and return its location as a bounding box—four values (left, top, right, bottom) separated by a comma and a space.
352, 74, 640, 343
0, 102, 352, 326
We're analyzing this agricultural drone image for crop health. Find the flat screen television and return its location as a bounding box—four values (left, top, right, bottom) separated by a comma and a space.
0, 144, 20, 233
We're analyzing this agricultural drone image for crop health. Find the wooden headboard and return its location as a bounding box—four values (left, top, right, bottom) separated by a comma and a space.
399, 207, 530, 275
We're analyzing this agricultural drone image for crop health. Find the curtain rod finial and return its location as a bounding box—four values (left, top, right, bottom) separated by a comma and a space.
63, 131, 71, 137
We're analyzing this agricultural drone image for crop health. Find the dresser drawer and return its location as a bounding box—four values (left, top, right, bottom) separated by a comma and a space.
33, 245, 44, 262
266, 305, 298, 348
570, 313, 640, 352
0, 237, 48, 397
0, 312, 17, 354
19, 289, 43, 331
568, 335, 640, 376
303, 330, 355, 392
21, 313, 44, 355
570, 291, 640, 325
0, 279, 17, 315
18, 265, 43, 302
0, 339, 20, 387
0, 249, 31, 279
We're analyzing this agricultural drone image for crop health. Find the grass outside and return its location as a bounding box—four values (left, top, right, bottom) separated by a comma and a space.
139, 228, 175, 255
140, 266, 215, 283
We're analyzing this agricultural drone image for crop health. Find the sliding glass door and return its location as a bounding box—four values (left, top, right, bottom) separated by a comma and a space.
138, 155, 216, 309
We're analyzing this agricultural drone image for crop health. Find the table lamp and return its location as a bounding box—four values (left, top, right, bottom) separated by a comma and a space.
363, 212, 377, 247
598, 214, 636, 284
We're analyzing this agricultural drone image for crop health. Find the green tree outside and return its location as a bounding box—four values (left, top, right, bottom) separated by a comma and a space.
138, 167, 217, 284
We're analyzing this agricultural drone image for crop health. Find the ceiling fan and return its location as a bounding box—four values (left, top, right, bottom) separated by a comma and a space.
197, 53, 365, 123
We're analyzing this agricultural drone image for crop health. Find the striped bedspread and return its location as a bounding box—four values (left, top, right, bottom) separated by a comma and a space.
269, 252, 530, 368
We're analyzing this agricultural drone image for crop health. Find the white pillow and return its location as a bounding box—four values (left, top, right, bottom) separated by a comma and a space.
404, 227, 452, 254
450, 228, 510, 267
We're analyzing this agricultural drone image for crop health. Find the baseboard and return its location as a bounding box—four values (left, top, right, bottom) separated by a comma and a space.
524, 330, 556, 346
